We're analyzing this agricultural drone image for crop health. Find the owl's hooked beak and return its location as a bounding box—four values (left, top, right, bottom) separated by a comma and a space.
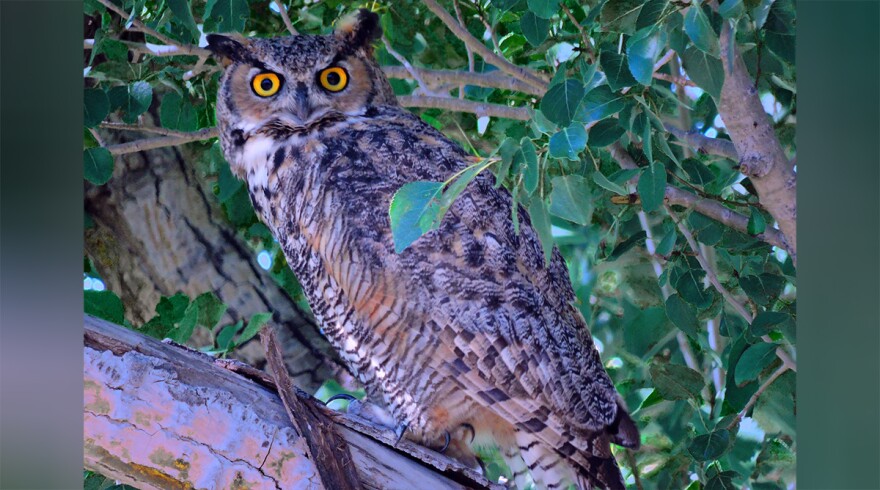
285, 82, 313, 126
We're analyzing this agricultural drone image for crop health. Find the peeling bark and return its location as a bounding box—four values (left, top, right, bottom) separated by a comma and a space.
84, 315, 503, 490
718, 24, 797, 262
84, 118, 344, 392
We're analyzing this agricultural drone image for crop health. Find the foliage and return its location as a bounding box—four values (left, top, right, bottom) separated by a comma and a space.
83, 0, 796, 488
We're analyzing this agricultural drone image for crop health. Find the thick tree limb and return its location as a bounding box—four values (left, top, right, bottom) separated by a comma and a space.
94, 0, 209, 57
609, 142, 789, 250
718, 23, 797, 262
84, 315, 502, 490
86, 120, 342, 392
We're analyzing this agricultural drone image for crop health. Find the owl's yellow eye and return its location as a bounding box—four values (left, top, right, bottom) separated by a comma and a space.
252, 72, 282, 97
319, 67, 348, 92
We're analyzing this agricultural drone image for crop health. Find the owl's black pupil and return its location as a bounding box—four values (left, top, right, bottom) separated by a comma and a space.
326, 72, 340, 85
260, 78, 274, 91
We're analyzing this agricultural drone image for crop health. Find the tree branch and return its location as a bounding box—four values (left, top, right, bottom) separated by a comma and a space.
94, 0, 209, 57
421, 0, 549, 92
382, 66, 543, 96
608, 142, 789, 250
272, 0, 298, 35
84, 315, 502, 490
398, 95, 531, 120
664, 123, 738, 160
727, 361, 792, 430
718, 22, 797, 263
105, 127, 220, 156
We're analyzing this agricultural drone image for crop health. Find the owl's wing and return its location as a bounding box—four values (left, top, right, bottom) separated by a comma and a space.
341, 111, 639, 453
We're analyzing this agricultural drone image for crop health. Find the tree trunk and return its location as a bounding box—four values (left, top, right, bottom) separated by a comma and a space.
84, 315, 501, 490
84, 118, 345, 392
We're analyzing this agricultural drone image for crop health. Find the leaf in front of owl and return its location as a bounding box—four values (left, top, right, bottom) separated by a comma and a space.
528, 194, 554, 264
389, 181, 444, 254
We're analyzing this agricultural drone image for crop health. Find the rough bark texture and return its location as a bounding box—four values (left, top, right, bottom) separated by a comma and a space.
84, 315, 502, 490
84, 117, 343, 392
718, 24, 797, 261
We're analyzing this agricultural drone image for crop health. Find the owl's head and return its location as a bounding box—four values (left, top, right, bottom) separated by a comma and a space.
207, 9, 395, 149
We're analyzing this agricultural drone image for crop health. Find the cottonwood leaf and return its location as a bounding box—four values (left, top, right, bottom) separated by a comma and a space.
84, 88, 109, 128
600, 51, 638, 91
735, 342, 778, 385
588, 118, 626, 147
688, 429, 731, 461
527, 0, 561, 19
84, 147, 114, 185
389, 181, 444, 253
528, 194, 554, 264
575, 85, 627, 123
160, 92, 199, 132
548, 125, 587, 159
205, 0, 250, 33
548, 175, 592, 225
637, 162, 666, 212
521, 11, 550, 46
540, 79, 585, 127
666, 294, 700, 339
684, 5, 719, 55
84, 290, 125, 325
681, 46, 724, 99
600, 0, 643, 34
627, 27, 668, 85
650, 363, 704, 400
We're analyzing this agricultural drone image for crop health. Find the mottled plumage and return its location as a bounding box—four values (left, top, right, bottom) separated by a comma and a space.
208, 10, 639, 489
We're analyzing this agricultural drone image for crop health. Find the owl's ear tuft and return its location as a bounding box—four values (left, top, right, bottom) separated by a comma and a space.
334, 9, 382, 50
206, 34, 250, 66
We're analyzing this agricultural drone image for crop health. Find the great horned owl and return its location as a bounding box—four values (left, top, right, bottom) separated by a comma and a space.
207, 10, 639, 489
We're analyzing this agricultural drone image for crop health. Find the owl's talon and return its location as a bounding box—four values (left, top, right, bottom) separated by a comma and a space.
460, 423, 476, 444
324, 393, 358, 408
437, 430, 451, 453
393, 423, 408, 446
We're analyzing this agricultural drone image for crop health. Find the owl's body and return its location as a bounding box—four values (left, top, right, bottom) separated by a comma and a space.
208, 11, 638, 489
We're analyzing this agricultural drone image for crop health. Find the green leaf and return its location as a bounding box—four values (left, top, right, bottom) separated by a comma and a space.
84, 147, 114, 185
635, 388, 665, 412
627, 27, 668, 85
548, 175, 592, 225
204, 0, 250, 33
735, 343, 778, 385
160, 92, 199, 132
688, 212, 724, 245
520, 11, 549, 46
637, 0, 673, 30
389, 181, 444, 253
528, 194, 554, 264
650, 363, 704, 400
637, 162, 666, 212
656, 227, 677, 256
84, 290, 125, 325
608, 231, 647, 261
575, 85, 627, 123
593, 170, 628, 195
495, 137, 519, 184
588, 119, 625, 147
520, 139, 540, 194
168, 0, 201, 42
764, 0, 795, 64
688, 429, 731, 461
540, 79, 585, 127
548, 125, 588, 159
600, 51, 638, 91
84, 88, 110, 128
738, 273, 785, 305
172, 302, 199, 344
684, 5, 719, 55
681, 46, 724, 99
238, 312, 272, 345
705, 471, 739, 490
600, 0, 644, 34
665, 294, 700, 339
99, 39, 129, 62
747, 206, 767, 235
750, 311, 789, 337
193, 292, 227, 329
718, 0, 744, 18
216, 321, 242, 351
527, 0, 561, 19
673, 261, 713, 308
108, 81, 153, 123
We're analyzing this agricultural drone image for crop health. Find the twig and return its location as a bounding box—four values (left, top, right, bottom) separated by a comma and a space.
666, 205, 797, 371
382, 37, 439, 96
727, 361, 792, 430
397, 95, 530, 120
421, 0, 549, 92
608, 142, 789, 250
561, 5, 594, 63
105, 127, 220, 156
625, 450, 644, 490
94, 0, 209, 57
100, 122, 205, 137
654, 49, 676, 72
259, 325, 362, 490
88, 127, 106, 148
653, 72, 696, 87
272, 0, 298, 35
474, 9, 503, 56
452, 0, 475, 99
381, 65, 543, 96
664, 123, 738, 160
